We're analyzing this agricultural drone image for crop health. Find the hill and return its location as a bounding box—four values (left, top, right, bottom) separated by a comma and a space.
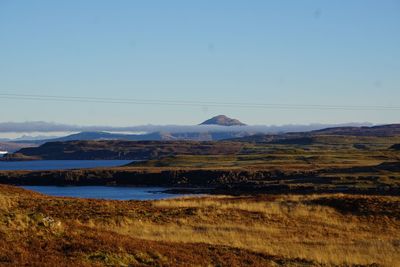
2, 140, 243, 161
311, 124, 400, 136
231, 124, 400, 143
200, 115, 246, 126
39, 131, 167, 142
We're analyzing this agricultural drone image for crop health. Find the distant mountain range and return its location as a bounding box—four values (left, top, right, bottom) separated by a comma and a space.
0, 118, 372, 135
14, 131, 252, 145
4, 123, 400, 161
0, 116, 383, 147
16, 123, 399, 145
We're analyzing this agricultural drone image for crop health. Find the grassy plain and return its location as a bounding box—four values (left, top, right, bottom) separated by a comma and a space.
132, 135, 400, 170
126, 135, 400, 194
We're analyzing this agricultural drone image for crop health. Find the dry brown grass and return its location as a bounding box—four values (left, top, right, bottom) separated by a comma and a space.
1, 185, 399, 266
104, 195, 400, 267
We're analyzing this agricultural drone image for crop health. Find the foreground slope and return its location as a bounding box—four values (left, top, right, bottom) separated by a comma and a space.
0, 185, 399, 266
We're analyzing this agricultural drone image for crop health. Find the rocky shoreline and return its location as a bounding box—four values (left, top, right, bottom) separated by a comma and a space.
1, 167, 398, 196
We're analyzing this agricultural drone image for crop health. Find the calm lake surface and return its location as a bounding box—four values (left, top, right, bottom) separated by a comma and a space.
0, 160, 133, 171
22, 186, 190, 200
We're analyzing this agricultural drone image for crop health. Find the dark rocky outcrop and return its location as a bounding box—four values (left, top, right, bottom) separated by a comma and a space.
390, 144, 400, 150
1, 166, 398, 195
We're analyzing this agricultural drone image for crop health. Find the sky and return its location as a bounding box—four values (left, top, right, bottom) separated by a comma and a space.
0, 0, 399, 126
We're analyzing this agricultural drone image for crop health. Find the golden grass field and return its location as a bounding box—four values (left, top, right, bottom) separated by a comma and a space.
0, 185, 399, 266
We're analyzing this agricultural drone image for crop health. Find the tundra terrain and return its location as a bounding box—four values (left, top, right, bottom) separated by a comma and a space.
0, 125, 399, 266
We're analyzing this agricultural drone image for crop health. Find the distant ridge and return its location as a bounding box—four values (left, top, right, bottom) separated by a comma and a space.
200, 115, 246, 126
310, 124, 400, 136
229, 124, 400, 143
15, 131, 252, 144
0, 121, 372, 134
0, 142, 35, 153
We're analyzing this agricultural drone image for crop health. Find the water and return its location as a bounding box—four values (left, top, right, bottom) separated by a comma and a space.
22, 186, 189, 200
0, 160, 133, 171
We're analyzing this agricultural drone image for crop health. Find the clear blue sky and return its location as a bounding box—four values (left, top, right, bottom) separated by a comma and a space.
0, 0, 399, 125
